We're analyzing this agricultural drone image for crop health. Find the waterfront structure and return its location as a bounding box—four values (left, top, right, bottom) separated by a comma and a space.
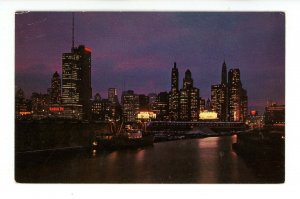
31, 92, 50, 119
264, 102, 285, 127
137, 111, 156, 121
169, 62, 180, 120
15, 87, 32, 118
228, 68, 248, 121
246, 110, 264, 129
121, 90, 139, 122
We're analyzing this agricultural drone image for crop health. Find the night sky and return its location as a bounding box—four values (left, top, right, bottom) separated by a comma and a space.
15, 12, 285, 112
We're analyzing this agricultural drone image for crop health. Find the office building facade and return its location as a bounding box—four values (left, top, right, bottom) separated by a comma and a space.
61, 45, 92, 120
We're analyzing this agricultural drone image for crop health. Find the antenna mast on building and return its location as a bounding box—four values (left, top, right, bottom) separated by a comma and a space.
72, 12, 75, 50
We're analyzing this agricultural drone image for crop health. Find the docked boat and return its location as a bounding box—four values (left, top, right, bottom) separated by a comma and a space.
93, 122, 154, 150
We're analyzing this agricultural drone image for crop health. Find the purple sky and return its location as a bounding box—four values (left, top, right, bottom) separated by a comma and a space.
15, 12, 285, 111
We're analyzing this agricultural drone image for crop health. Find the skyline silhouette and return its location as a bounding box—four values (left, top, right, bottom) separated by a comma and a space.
15, 12, 285, 112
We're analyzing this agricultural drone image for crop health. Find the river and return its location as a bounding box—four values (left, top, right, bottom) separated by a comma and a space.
15, 135, 281, 183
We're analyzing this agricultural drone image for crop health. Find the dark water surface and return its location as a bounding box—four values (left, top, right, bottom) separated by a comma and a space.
16, 136, 280, 183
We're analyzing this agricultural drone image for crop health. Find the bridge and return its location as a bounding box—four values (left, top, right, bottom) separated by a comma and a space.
147, 121, 247, 132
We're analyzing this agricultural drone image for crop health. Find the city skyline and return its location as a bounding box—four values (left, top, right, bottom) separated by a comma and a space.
15, 12, 285, 112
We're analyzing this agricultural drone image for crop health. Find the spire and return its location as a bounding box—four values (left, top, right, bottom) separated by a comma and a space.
72, 12, 74, 50
221, 60, 227, 84
174, 62, 177, 68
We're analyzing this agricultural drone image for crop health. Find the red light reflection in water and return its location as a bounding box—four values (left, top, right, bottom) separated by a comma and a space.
136, 149, 145, 162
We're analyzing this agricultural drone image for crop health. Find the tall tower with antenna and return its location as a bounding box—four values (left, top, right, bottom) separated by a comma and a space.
61, 13, 92, 120
72, 12, 74, 50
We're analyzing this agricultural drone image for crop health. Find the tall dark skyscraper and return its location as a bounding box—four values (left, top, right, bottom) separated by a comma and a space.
221, 61, 227, 85
108, 88, 118, 104
171, 62, 179, 93
152, 92, 169, 121
179, 69, 199, 121
241, 88, 248, 121
183, 69, 193, 90
121, 90, 139, 122
169, 62, 180, 120
62, 45, 92, 120
211, 84, 227, 121
210, 61, 228, 121
228, 68, 241, 121
190, 87, 200, 121
108, 88, 121, 120
49, 71, 61, 105
61, 14, 92, 120
228, 68, 248, 121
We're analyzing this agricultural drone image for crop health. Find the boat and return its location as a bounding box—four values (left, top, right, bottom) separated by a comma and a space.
93, 122, 154, 150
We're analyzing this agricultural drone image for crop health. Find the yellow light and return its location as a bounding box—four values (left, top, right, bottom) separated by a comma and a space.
19, 111, 32, 115
137, 111, 156, 119
199, 110, 218, 120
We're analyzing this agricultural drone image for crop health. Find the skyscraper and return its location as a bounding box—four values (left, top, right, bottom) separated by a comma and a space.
62, 45, 92, 120
169, 62, 180, 120
210, 61, 228, 121
31, 92, 50, 120
108, 88, 118, 104
49, 71, 61, 106
91, 93, 101, 120
228, 68, 248, 121
179, 89, 189, 121
241, 88, 248, 121
179, 69, 199, 121
15, 87, 31, 118
183, 69, 193, 90
108, 88, 121, 120
221, 61, 227, 85
190, 87, 200, 121
221, 61, 228, 121
61, 14, 92, 120
152, 92, 169, 121
199, 98, 206, 112
121, 90, 139, 122
211, 84, 227, 121
171, 62, 179, 93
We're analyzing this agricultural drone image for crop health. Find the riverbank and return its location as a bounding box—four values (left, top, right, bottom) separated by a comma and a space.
232, 129, 285, 183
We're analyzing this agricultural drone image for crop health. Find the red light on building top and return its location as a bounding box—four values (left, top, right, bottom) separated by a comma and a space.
250, 110, 257, 116
84, 47, 92, 52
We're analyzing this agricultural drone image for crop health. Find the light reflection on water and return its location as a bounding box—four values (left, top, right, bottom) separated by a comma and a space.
16, 136, 257, 183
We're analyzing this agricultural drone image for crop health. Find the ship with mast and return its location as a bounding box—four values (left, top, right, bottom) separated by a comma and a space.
92, 121, 154, 150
